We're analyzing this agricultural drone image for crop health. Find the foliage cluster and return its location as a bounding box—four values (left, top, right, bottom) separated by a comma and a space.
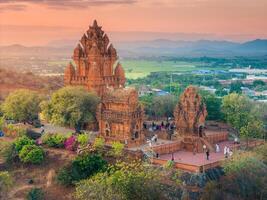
41, 87, 100, 131
27, 188, 44, 200
41, 133, 67, 148
77, 133, 89, 148
5, 136, 45, 165
110, 142, 124, 157
2, 89, 41, 123
19, 144, 44, 164
222, 93, 265, 140
202, 149, 267, 200
75, 161, 165, 200
57, 154, 107, 186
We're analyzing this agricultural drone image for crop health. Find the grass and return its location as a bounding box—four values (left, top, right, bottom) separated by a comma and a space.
121, 60, 201, 79
47, 59, 230, 79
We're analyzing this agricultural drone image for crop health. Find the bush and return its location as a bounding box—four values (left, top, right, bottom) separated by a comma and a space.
57, 154, 107, 185
27, 188, 44, 200
1, 142, 17, 164
42, 133, 66, 148
56, 166, 72, 186
93, 137, 105, 152
19, 144, 45, 164
111, 142, 124, 157
71, 154, 107, 182
77, 133, 89, 148
64, 135, 77, 151
14, 136, 35, 152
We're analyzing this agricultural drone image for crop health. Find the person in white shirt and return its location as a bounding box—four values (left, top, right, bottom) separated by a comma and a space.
215, 143, 220, 153
224, 146, 228, 158
203, 144, 207, 153
227, 147, 231, 157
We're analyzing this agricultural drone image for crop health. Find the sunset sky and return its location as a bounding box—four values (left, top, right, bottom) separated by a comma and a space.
0, 0, 267, 46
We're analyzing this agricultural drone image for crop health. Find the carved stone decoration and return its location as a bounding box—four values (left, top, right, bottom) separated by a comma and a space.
64, 20, 126, 97
97, 87, 145, 147
174, 86, 207, 137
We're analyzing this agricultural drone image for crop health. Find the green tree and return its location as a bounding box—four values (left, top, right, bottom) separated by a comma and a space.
200, 90, 223, 121
222, 93, 265, 140
229, 81, 243, 94
75, 161, 164, 200
2, 89, 41, 123
41, 87, 100, 131
151, 95, 177, 118
202, 151, 267, 200
222, 93, 251, 132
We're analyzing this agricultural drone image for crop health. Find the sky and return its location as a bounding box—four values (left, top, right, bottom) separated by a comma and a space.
0, 0, 267, 46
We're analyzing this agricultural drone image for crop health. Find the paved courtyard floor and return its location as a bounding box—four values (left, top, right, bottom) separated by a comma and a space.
159, 141, 237, 166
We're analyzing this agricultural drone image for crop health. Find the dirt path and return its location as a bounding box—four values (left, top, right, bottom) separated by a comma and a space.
8, 184, 42, 200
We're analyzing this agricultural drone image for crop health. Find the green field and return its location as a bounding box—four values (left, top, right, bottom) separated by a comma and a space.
121, 59, 231, 79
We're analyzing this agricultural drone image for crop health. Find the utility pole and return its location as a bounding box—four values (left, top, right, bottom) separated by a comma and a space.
170, 73, 173, 94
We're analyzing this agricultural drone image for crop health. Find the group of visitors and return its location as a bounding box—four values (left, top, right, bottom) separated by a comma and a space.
223, 146, 233, 158
202, 143, 233, 160
143, 121, 175, 132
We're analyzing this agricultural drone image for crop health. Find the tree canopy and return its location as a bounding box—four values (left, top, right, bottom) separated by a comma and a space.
222, 93, 265, 139
2, 89, 41, 123
41, 87, 100, 130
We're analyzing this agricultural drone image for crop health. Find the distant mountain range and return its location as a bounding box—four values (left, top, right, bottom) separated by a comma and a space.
115, 39, 267, 57
0, 39, 266, 58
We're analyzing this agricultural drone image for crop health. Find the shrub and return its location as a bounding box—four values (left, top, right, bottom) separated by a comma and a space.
77, 133, 89, 148
64, 135, 77, 151
93, 137, 105, 151
71, 154, 107, 182
27, 188, 44, 200
57, 154, 107, 185
42, 133, 66, 148
164, 160, 175, 169
14, 136, 35, 152
1, 142, 17, 164
19, 144, 44, 164
111, 142, 124, 157
56, 166, 72, 186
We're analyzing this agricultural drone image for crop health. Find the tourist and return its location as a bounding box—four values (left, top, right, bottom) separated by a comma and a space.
206, 149, 210, 160
224, 146, 228, 158
234, 137, 239, 144
229, 149, 233, 157
203, 144, 207, 152
215, 143, 220, 153
40, 124, 45, 134
227, 146, 231, 157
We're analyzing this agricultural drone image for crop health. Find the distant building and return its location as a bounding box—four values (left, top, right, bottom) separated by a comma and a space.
138, 85, 152, 97
151, 88, 170, 96
229, 68, 267, 75
199, 86, 216, 94
241, 87, 256, 97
